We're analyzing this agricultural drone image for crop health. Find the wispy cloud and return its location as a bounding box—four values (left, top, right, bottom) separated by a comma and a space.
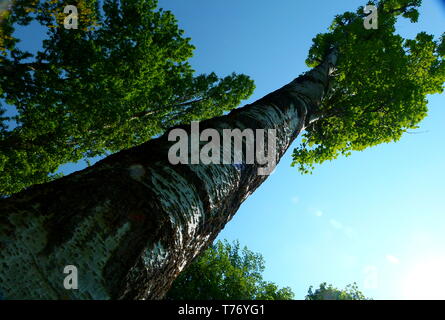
309, 207, 354, 237
344, 226, 356, 238
291, 196, 299, 204
307, 207, 323, 217
329, 219, 343, 229
386, 254, 400, 264
363, 265, 379, 289
329, 218, 356, 239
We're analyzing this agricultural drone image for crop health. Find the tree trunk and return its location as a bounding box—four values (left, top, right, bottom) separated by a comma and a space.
0, 50, 337, 300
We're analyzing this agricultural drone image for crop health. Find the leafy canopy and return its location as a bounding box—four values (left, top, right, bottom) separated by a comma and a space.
292, 0, 445, 173
166, 240, 295, 300
305, 282, 369, 300
0, 0, 255, 195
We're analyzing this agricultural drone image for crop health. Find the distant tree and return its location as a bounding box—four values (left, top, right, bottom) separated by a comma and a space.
0, 0, 254, 195
305, 282, 369, 300
166, 240, 294, 300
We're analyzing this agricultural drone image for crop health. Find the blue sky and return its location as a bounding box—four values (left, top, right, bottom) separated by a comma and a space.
7, 0, 445, 299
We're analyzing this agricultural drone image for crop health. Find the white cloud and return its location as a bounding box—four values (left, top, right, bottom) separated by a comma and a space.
363, 265, 379, 289
329, 219, 343, 229
314, 210, 323, 217
386, 254, 400, 264
291, 196, 299, 204
344, 226, 356, 238
328, 218, 356, 239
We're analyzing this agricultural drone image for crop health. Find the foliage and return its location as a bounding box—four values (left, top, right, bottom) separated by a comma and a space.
305, 282, 369, 300
0, 0, 255, 195
166, 240, 295, 300
292, 0, 445, 173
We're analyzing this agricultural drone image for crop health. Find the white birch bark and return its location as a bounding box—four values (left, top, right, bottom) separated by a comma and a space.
0, 50, 337, 299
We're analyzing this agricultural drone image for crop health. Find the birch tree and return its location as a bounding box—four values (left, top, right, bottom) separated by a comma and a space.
0, 0, 443, 299
0, 0, 254, 195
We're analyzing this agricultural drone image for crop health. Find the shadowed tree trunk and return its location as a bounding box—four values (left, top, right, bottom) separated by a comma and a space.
0, 50, 337, 300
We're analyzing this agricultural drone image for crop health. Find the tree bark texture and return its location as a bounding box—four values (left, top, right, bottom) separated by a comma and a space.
0, 51, 337, 299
